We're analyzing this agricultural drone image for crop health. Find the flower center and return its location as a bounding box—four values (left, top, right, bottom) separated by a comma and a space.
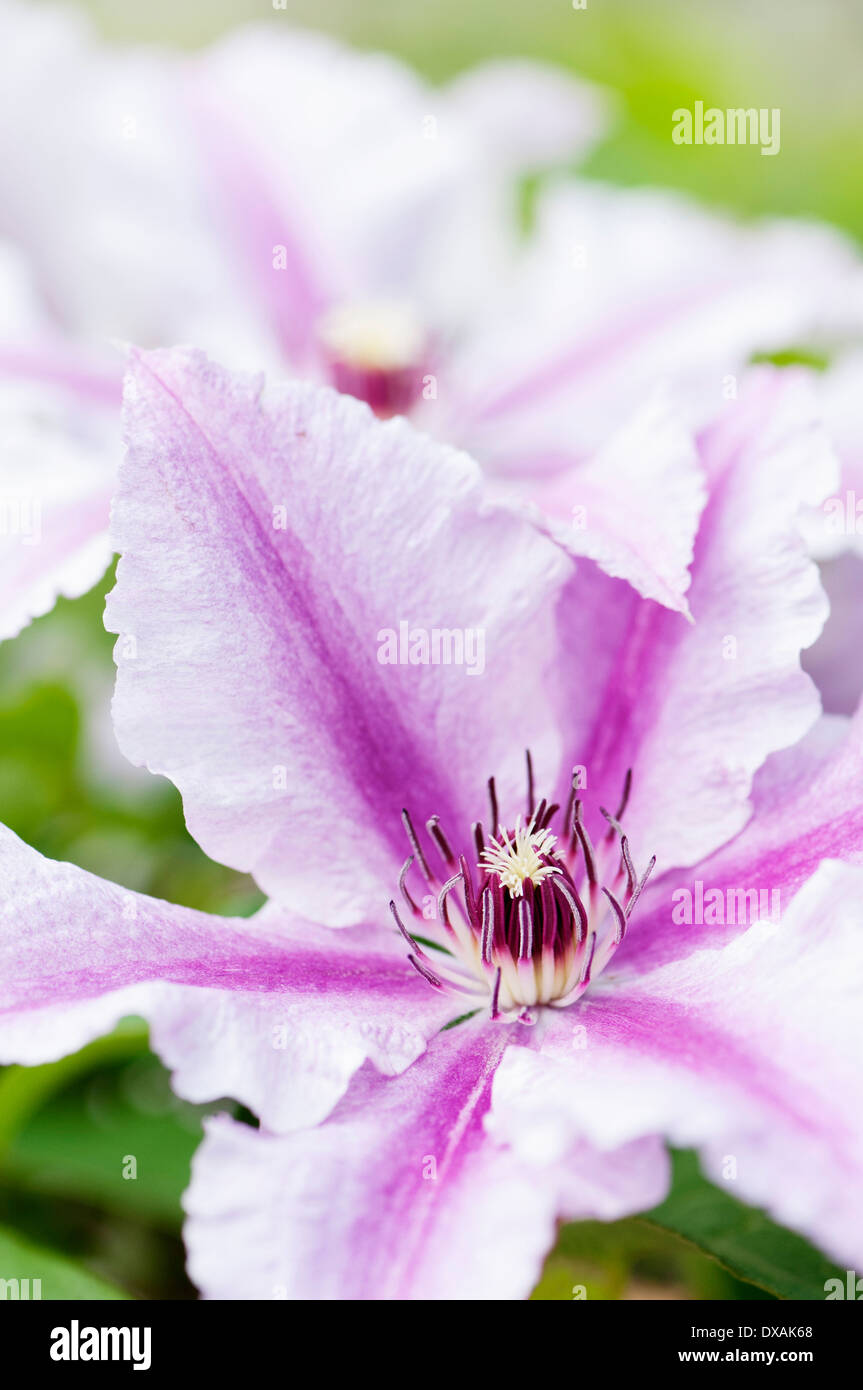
480, 819, 561, 897
390, 758, 655, 1024
316, 299, 426, 418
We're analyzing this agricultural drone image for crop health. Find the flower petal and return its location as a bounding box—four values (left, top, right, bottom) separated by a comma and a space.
442, 59, 609, 171
184, 1019, 667, 1299
0, 374, 115, 640
491, 859, 863, 1268
192, 32, 606, 346
106, 347, 570, 923
448, 182, 861, 466
803, 553, 863, 715
551, 369, 836, 872
621, 703, 863, 976
514, 392, 705, 613
0, 2, 267, 362
0, 823, 453, 1130
0, 240, 117, 640
801, 353, 863, 563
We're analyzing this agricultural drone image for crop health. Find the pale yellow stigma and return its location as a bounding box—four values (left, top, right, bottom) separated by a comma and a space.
480, 819, 562, 898
316, 299, 424, 371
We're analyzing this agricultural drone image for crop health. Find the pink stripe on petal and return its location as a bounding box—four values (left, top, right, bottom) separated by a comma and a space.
107, 348, 570, 925
185, 1019, 667, 1299
494, 861, 863, 1268
0, 825, 454, 1131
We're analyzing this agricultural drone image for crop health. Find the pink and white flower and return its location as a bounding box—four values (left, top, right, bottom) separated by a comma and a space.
0, 0, 604, 639
2, 347, 862, 1298
2, 0, 862, 638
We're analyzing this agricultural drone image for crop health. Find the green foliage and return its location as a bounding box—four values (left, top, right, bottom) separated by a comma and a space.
0, 1224, 129, 1301
644, 1150, 844, 1301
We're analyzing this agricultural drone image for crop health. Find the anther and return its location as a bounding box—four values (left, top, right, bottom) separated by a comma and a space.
427, 815, 455, 867
398, 855, 419, 914
401, 807, 432, 882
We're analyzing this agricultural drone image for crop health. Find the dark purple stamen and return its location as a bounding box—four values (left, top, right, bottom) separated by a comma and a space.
579, 932, 597, 987
398, 855, 418, 914
481, 888, 495, 963
602, 886, 627, 945
392, 755, 655, 1019
600, 805, 638, 895
401, 807, 432, 882
624, 855, 657, 920
573, 797, 598, 885
490, 967, 503, 1020
487, 776, 499, 835
437, 872, 463, 930
408, 952, 445, 990
609, 767, 633, 835
390, 899, 433, 963
427, 815, 455, 867
517, 891, 534, 960
459, 853, 478, 924
554, 875, 588, 944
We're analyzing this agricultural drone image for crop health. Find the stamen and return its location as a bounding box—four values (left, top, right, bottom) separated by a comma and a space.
625, 855, 657, 919
579, 931, 597, 987
437, 872, 464, 930
487, 776, 499, 835
426, 815, 455, 867
602, 885, 627, 945
554, 875, 588, 944
517, 894, 534, 960
401, 808, 432, 882
572, 798, 598, 886
391, 767, 654, 1018
398, 855, 419, 914
490, 967, 502, 1020
600, 806, 637, 895
389, 899, 427, 957
611, 767, 633, 829
619, 834, 637, 897
459, 853, 478, 926
481, 888, 496, 963
407, 952, 445, 990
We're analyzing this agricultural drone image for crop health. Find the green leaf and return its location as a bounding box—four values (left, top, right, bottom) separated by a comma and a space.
0, 1021, 149, 1157
643, 1150, 844, 1300
0, 1223, 129, 1300
3, 1051, 225, 1231
535, 1209, 760, 1301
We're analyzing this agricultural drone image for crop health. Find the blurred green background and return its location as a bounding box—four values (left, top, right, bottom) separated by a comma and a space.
1, 0, 860, 1300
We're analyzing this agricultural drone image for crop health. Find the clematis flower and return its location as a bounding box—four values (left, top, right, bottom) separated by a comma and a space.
2, 347, 863, 1299
0, 0, 602, 637
2, 0, 862, 640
